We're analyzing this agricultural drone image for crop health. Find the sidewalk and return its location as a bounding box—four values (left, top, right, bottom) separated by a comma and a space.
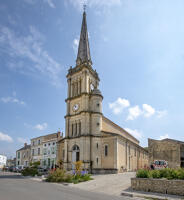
121, 188, 183, 200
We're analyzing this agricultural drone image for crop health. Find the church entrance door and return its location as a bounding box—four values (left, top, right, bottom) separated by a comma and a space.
72, 145, 80, 169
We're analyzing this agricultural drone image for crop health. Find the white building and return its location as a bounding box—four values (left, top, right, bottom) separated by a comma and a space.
42, 138, 57, 169
31, 132, 62, 168
0, 155, 7, 169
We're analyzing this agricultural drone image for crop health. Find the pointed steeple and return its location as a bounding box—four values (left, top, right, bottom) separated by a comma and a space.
76, 11, 92, 66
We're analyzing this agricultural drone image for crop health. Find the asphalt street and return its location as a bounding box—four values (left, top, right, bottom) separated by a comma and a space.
0, 173, 140, 200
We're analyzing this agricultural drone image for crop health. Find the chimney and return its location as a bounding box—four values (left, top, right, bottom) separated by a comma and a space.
24, 143, 27, 147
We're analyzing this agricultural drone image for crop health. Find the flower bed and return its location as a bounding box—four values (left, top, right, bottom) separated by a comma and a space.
46, 161, 93, 184
46, 169, 92, 184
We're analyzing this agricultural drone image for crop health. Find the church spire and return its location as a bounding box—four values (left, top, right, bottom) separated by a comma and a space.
76, 9, 92, 66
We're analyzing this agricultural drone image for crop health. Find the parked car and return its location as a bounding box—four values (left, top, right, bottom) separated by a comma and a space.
8, 166, 15, 172
37, 167, 48, 175
151, 160, 168, 170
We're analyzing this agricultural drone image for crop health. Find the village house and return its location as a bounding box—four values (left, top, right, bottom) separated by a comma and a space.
16, 143, 31, 167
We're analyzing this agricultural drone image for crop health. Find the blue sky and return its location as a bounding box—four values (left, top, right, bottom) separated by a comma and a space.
1, 0, 184, 158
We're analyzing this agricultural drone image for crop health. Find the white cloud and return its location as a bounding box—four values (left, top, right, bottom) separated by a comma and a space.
73, 38, 79, 55
24, 0, 55, 8
142, 104, 155, 117
34, 123, 48, 131
109, 98, 130, 115
0, 132, 13, 143
127, 105, 142, 120
1, 97, 25, 105
127, 103, 167, 120
125, 128, 142, 139
66, 0, 121, 10
44, 0, 55, 8
17, 137, 29, 144
159, 134, 169, 140
0, 26, 62, 86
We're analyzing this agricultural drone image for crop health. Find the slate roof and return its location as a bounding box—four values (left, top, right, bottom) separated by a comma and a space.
76, 11, 91, 66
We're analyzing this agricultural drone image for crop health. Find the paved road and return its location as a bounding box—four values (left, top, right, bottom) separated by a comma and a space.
0, 172, 140, 200
71, 172, 136, 196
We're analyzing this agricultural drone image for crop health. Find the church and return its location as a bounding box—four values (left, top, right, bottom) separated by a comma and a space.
57, 10, 148, 173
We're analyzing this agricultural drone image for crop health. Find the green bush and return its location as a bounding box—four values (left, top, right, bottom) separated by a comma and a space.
81, 174, 92, 182
150, 170, 160, 179
21, 167, 38, 176
176, 168, 184, 180
136, 168, 184, 180
46, 169, 69, 182
159, 168, 170, 178
136, 169, 150, 178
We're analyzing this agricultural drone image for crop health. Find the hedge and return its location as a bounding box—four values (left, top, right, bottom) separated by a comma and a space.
136, 168, 184, 180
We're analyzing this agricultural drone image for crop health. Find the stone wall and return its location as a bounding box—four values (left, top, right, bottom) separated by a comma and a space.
148, 138, 181, 168
131, 178, 184, 196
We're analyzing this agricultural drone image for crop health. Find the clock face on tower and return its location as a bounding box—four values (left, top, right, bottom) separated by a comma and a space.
73, 104, 79, 111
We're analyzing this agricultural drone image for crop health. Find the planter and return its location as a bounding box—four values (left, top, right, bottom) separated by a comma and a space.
131, 178, 184, 196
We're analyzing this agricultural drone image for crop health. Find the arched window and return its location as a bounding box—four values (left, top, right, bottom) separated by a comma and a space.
72, 145, 79, 151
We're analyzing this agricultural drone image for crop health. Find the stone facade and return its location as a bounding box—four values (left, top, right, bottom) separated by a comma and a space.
16, 143, 31, 167
148, 138, 184, 168
131, 178, 184, 196
57, 10, 148, 173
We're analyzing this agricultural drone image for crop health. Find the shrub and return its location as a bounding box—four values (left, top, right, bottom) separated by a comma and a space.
136, 169, 150, 178
30, 161, 40, 168
21, 167, 38, 176
58, 160, 64, 169
159, 168, 170, 178
81, 174, 92, 182
150, 170, 160, 179
167, 169, 178, 180
177, 168, 184, 180
46, 169, 66, 182
137, 168, 184, 180
74, 161, 83, 174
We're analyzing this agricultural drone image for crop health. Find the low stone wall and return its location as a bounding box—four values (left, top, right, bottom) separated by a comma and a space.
131, 178, 184, 196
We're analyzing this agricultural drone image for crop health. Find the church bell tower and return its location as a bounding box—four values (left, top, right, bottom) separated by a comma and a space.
64, 10, 103, 170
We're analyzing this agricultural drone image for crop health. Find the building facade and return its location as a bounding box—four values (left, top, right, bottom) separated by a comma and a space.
57, 11, 148, 173
31, 132, 61, 168
31, 136, 43, 163
16, 143, 31, 167
0, 155, 7, 169
6, 158, 16, 167
42, 133, 60, 169
148, 138, 184, 168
